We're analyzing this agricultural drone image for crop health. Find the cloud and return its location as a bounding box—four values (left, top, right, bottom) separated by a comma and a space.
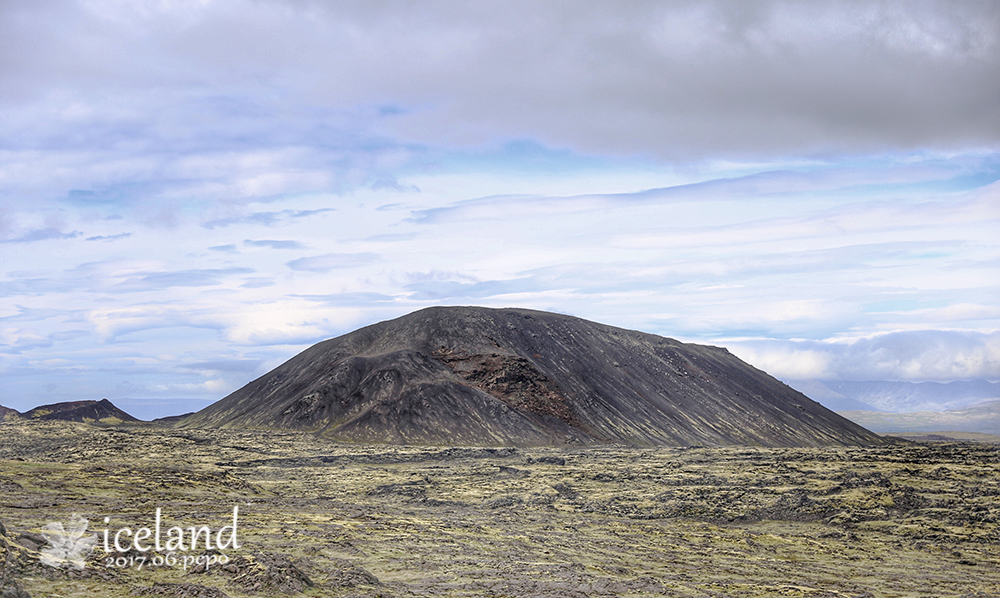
86, 304, 225, 341
832, 330, 1000, 382
294, 292, 398, 306
243, 239, 306, 249
413, 158, 998, 225
404, 278, 537, 301
410, 194, 565, 224
286, 253, 380, 273
110, 268, 254, 293
48, 329, 90, 342
1, 1, 996, 212
299, 0, 999, 159
0, 306, 71, 323
364, 232, 418, 242
0, 262, 262, 299
220, 300, 365, 346
202, 209, 336, 230
726, 330, 1000, 383
1, 228, 82, 243
907, 303, 1000, 324
0, 328, 54, 353
85, 232, 131, 241
370, 175, 420, 193
180, 359, 262, 373
240, 277, 275, 289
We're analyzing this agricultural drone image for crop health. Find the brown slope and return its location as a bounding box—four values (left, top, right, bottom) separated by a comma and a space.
0, 405, 19, 421
23, 399, 141, 423
179, 306, 886, 447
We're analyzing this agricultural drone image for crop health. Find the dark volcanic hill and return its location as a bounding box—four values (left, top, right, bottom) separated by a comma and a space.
180, 307, 886, 447
23, 399, 140, 423
0, 405, 19, 421
152, 412, 197, 425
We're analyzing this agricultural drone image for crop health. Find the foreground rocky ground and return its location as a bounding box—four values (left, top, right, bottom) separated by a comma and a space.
1, 420, 998, 597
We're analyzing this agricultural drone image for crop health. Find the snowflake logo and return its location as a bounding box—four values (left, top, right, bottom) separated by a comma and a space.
40, 514, 98, 570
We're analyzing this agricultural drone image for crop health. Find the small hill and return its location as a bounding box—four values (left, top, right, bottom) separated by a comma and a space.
180, 306, 885, 447
0, 405, 19, 421
23, 399, 141, 424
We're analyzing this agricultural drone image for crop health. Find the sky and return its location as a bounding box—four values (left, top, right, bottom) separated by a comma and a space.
2, 0, 999, 419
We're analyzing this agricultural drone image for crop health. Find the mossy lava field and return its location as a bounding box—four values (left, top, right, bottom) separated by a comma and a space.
1, 419, 999, 598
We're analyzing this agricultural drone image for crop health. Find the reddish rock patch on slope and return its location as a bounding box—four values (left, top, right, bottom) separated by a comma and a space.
431, 348, 580, 428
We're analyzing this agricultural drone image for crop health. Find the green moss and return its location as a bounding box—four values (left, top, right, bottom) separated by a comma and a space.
1, 421, 999, 597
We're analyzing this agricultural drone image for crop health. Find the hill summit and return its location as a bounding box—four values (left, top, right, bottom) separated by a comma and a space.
23, 399, 140, 424
180, 307, 885, 447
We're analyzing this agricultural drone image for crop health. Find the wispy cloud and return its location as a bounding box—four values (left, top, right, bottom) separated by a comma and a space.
286, 253, 380, 273
1, 228, 81, 243
180, 359, 263, 373
109, 268, 255, 293
294, 292, 398, 306
244, 239, 306, 249
0, 328, 54, 354
85, 233, 131, 242
240, 277, 275, 289
202, 209, 336, 229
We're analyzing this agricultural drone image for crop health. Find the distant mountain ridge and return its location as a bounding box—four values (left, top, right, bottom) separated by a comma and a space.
22, 399, 140, 424
788, 379, 1000, 413
841, 399, 1000, 435
179, 306, 886, 447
